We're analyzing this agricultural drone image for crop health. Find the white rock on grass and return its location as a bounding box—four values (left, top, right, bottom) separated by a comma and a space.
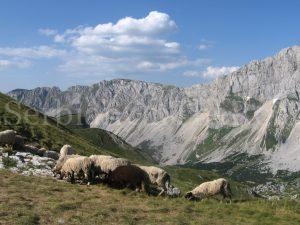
1, 149, 56, 178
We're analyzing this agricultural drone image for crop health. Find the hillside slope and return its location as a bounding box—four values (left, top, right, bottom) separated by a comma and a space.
1, 169, 300, 225
0, 92, 150, 163
8, 46, 300, 172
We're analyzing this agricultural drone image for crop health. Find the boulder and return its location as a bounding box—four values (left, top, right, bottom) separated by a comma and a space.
43, 150, 59, 160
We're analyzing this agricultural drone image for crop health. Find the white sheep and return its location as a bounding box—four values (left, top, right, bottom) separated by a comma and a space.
137, 165, 171, 196
89, 155, 130, 175
53, 145, 78, 176
60, 156, 93, 184
0, 130, 17, 146
59, 145, 74, 158
52, 154, 81, 177
185, 178, 232, 200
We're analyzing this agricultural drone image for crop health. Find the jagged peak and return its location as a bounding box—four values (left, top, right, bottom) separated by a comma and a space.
9, 86, 61, 94
101, 78, 167, 86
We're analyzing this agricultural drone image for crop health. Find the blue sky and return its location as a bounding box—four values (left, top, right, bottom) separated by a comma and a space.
0, 0, 300, 92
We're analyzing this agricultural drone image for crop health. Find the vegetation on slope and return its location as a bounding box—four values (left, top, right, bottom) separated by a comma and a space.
56, 114, 89, 129
220, 92, 262, 120
56, 113, 152, 163
187, 127, 233, 162
0, 92, 149, 163
1, 169, 300, 225
73, 128, 153, 163
220, 93, 244, 113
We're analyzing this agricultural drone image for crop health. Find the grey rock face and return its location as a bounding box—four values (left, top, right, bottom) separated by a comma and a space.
0, 148, 56, 177
7, 46, 300, 171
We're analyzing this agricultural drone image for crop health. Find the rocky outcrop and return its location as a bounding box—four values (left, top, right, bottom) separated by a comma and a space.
8, 46, 300, 171
0, 147, 56, 177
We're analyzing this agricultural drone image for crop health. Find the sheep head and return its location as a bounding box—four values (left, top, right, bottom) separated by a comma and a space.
185, 192, 195, 200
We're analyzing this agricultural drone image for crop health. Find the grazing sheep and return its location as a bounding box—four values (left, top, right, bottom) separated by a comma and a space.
108, 164, 150, 193
89, 155, 115, 178
13, 135, 26, 149
185, 178, 232, 200
0, 130, 17, 146
60, 156, 93, 184
89, 155, 130, 174
137, 165, 171, 196
52, 154, 81, 176
59, 145, 74, 158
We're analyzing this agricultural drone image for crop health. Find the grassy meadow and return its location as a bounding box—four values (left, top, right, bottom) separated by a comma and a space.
1, 169, 300, 225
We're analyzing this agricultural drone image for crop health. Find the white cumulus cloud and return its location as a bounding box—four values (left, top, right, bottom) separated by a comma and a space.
52, 11, 195, 75
183, 66, 239, 79
202, 66, 239, 78
0, 59, 31, 69
0, 11, 221, 81
58, 11, 179, 57
0, 46, 66, 58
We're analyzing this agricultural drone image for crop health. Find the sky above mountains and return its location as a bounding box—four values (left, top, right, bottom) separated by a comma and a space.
0, 0, 300, 92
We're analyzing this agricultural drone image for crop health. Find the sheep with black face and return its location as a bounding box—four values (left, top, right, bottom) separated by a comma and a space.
185, 178, 232, 200
137, 165, 171, 196
60, 156, 93, 184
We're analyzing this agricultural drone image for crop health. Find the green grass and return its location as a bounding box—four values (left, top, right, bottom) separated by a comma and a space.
2, 156, 18, 168
1, 169, 300, 225
164, 165, 248, 198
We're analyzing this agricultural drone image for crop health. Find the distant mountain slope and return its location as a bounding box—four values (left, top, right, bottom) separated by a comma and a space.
56, 113, 153, 162
8, 46, 300, 172
0, 92, 150, 163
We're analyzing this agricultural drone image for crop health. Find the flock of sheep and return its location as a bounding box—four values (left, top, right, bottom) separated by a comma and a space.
53, 144, 177, 196
0, 129, 232, 200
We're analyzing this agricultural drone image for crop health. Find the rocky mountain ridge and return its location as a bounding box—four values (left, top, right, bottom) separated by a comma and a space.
8, 46, 300, 172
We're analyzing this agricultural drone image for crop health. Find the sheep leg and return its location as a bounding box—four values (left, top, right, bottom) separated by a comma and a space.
70, 171, 75, 184
135, 186, 140, 192
90, 170, 95, 184
158, 187, 165, 196
85, 171, 91, 186
59, 172, 64, 180
165, 180, 170, 190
